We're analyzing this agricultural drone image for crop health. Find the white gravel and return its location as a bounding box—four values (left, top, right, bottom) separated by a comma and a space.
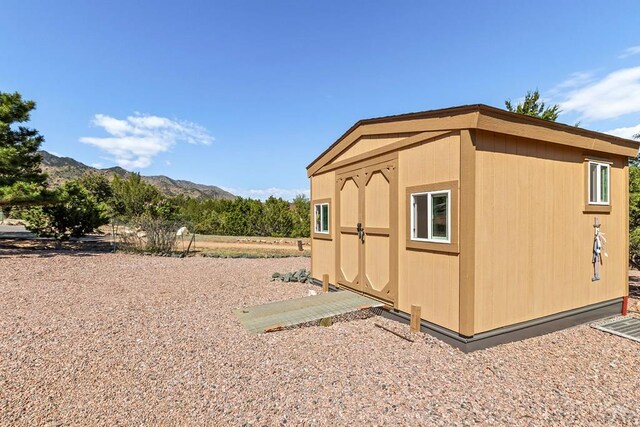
1, 252, 639, 426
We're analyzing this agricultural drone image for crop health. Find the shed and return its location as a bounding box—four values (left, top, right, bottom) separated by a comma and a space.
306, 104, 640, 351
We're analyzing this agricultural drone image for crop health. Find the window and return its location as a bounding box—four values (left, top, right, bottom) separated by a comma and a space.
314, 202, 330, 234
406, 181, 458, 253
410, 189, 451, 243
588, 161, 610, 205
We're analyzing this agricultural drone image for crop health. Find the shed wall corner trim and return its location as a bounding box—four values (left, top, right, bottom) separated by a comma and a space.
459, 129, 476, 337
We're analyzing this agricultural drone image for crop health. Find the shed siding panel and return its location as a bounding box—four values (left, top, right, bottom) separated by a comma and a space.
398, 133, 460, 332
311, 171, 336, 284
474, 130, 627, 333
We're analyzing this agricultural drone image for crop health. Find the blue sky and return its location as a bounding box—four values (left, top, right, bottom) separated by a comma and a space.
2, 1, 639, 199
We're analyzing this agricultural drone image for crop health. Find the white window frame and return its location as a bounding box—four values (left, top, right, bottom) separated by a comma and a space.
410, 189, 451, 244
588, 161, 610, 206
314, 202, 330, 234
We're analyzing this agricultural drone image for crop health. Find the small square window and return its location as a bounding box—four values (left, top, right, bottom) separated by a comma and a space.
314, 202, 330, 234
588, 161, 610, 205
411, 190, 450, 243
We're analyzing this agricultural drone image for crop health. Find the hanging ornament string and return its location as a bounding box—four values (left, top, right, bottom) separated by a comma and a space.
592, 217, 608, 282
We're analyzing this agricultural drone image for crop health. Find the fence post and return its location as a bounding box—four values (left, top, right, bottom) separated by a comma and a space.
410, 305, 421, 332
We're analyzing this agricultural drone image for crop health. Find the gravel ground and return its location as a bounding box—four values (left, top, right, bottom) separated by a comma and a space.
1, 252, 639, 426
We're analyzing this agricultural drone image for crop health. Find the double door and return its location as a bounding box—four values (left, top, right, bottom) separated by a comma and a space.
335, 156, 398, 304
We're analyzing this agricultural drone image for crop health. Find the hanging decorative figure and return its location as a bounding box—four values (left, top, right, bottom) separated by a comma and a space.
592, 217, 607, 281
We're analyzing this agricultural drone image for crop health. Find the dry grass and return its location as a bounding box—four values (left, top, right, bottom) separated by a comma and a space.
182, 234, 310, 258
191, 234, 310, 244
199, 247, 311, 258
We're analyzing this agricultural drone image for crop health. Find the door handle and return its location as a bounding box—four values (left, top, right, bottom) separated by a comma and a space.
357, 222, 365, 243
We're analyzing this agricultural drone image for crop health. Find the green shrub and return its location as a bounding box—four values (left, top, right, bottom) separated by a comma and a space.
21, 181, 109, 240
630, 167, 640, 267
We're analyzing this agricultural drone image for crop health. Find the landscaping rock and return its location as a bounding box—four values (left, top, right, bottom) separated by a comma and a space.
1, 252, 639, 425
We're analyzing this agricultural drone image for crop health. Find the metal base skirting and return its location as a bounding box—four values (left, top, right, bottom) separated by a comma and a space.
310, 278, 623, 352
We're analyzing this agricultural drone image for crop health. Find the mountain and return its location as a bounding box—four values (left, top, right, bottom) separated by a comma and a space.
39, 151, 236, 200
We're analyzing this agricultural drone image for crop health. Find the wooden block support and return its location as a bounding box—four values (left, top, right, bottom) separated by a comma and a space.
322, 274, 329, 293
410, 305, 421, 332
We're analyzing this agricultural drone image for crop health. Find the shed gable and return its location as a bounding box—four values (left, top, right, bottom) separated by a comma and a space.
307, 105, 639, 178
333, 133, 419, 164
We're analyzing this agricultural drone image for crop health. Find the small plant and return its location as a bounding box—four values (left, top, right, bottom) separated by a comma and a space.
271, 268, 312, 283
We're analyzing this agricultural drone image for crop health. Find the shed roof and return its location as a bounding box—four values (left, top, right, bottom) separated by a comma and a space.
307, 104, 640, 177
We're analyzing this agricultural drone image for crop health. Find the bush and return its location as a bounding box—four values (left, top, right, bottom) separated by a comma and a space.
21, 181, 109, 240
630, 167, 640, 267
263, 196, 293, 237
119, 216, 181, 254
290, 194, 310, 238
631, 228, 640, 268
116, 194, 184, 253
111, 173, 161, 220
170, 194, 311, 238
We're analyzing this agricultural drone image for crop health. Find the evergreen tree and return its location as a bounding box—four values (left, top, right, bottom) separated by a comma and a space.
263, 196, 293, 237
0, 91, 48, 205
290, 194, 311, 238
110, 173, 161, 220
505, 89, 560, 122
77, 172, 113, 204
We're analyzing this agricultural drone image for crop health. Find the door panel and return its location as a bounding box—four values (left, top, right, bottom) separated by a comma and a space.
340, 178, 359, 227
364, 235, 390, 291
365, 171, 390, 228
335, 157, 397, 305
336, 171, 362, 292
340, 234, 360, 283
362, 161, 397, 303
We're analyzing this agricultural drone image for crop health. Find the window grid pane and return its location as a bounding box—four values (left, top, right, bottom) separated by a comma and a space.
314, 205, 321, 232
588, 161, 610, 205
414, 194, 429, 239
589, 163, 598, 203
431, 193, 448, 239
600, 165, 609, 203
321, 204, 329, 232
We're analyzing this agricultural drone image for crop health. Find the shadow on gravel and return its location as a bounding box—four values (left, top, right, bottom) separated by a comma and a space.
0, 250, 105, 259
0, 238, 113, 258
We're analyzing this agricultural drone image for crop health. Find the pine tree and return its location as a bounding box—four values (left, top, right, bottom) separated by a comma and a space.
505, 89, 560, 122
0, 91, 48, 205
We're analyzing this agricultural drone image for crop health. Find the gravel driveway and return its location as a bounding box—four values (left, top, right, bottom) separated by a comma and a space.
1, 252, 639, 425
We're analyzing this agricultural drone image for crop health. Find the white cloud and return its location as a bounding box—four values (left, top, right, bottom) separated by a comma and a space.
546, 71, 595, 104
553, 71, 595, 91
80, 113, 213, 169
91, 162, 104, 168
619, 45, 640, 59
606, 123, 640, 140
560, 66, 640, 121
223, 187, 310, 201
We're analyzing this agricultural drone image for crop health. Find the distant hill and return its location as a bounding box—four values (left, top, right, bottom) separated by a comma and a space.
39, 151, 236, 200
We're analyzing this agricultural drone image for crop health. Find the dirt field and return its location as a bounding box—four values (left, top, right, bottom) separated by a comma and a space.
187, 235, 310, 257
1, 252, 639, 425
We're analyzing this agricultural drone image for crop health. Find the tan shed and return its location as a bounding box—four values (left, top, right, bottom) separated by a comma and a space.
307, 104, 640, 351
